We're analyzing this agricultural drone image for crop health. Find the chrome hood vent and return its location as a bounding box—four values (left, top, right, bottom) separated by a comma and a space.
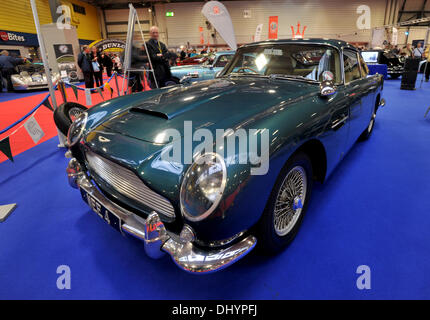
85, 150, 175, 219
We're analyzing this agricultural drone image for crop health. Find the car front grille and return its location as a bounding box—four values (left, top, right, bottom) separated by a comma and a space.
85, 150, 175, 219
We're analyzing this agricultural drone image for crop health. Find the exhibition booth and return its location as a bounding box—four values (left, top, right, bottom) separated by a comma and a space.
0, 0, 430, 303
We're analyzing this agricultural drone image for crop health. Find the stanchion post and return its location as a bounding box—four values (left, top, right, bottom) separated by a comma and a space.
114, 72, 120, 96
30, 0, 67, 147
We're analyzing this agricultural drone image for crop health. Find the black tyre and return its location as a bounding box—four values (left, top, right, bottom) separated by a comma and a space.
257, 152, 313, 254
359, 104, 377, 141
53, 102, 88, 136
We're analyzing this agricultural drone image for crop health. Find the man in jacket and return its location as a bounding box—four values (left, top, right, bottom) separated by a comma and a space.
424, 46, 430, 82
0, 50, 26, 92
91, 46, 103, 88
145, 26, 172, 88
102, 52, 113, 77
77, 46, 94, 89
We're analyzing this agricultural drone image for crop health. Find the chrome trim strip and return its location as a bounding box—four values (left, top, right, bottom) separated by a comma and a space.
85, 151, 176, 219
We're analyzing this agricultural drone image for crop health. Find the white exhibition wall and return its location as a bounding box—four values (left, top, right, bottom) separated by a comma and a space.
102, 0, 430, 48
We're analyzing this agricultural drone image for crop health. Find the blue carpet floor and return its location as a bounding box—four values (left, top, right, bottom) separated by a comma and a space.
1, 79, 429, 299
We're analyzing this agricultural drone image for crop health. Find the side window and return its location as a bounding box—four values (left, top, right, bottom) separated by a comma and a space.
214, 55, 233, 68
359, 54, 369, 77
343, 50, 361, 83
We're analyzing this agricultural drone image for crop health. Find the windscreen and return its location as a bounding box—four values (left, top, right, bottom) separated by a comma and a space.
221, 43, 341, 84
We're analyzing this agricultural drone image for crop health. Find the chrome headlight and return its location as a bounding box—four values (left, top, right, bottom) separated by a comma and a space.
67, 112, 87, 146
180, 153, 227, 222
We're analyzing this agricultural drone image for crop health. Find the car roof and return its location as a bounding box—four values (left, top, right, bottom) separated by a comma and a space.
216, 50, 235, 55
241, 38, 357, 51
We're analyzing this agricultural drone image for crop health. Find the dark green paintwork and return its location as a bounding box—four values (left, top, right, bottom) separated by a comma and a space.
77, 39, 384, 242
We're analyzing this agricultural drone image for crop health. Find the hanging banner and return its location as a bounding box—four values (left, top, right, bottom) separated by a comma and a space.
392, 27, 398, 46
202, 1, 237, 50
85, 88, 92, 105
372, 28, 385, 49
254, 24, 263, 42
105, 82, 113, 98
71, 84, 79, 100
199, 26, 205, 45
24, 116, 44, 144
0, 136, 13, 162
42, 97, 53, 111
268, 16, 278, 39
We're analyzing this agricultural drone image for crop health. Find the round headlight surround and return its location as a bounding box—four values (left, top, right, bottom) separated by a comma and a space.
180, 152, 227, 222
67, 112, 88, 147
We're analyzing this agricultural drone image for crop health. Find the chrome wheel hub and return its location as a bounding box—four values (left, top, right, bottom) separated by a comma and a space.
368, 113, 376, 133
273, 166, 307, 236
69, 108, 84, 122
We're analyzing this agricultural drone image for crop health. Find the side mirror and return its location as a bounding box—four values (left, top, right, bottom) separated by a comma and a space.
320, 80, 337, 97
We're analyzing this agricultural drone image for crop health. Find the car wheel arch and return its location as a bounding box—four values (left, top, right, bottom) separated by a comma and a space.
290, 139, 327, 183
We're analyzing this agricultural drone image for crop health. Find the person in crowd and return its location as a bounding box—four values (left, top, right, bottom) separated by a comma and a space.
77, 45, 94, 89
390, 45, 400, 55
168, 49, 178, 66
424, 45, 430, 82
180, 46, 187, 60
413, 42, 424, 59
200, 46, 207, 54
0, 50, 26, 92
102, 52, 113, 77
190, 49, 197, 57
91, 47, 103, 88
113, 54, 122, 73
145, 26, 172, 88
400, 43, 413, 57
128, 44, 150, 93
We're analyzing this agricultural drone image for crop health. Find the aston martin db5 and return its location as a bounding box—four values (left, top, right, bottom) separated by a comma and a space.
62, 39, 385, 273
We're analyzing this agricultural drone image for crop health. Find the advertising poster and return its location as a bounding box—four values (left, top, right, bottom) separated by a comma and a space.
268, 16, 278, 39
53, 44, 79, 83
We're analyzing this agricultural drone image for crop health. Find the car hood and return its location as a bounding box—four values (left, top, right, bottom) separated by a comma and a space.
100, 77, 318, 144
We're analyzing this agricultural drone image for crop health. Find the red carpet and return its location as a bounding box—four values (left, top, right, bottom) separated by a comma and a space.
0, 75, 149, 163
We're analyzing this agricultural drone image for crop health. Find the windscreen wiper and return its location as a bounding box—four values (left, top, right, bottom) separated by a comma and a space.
268, 74, 319, 84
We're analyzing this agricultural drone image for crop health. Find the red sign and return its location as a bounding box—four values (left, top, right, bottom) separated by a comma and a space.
0, 31, 8, 42
268, 16, 278, 39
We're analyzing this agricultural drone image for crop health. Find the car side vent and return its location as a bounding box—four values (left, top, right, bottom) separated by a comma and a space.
129, 107, 169, 120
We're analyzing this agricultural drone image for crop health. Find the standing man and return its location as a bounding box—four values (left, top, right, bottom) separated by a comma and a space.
91, 47, 103, 88
0, 50, 25, 92
102, 52, 113, 77
413, 42, 424, 59
77, 46, 94, 89
145, 26, 172, 88
401, 43, 413, 57
424, 45, 430, 82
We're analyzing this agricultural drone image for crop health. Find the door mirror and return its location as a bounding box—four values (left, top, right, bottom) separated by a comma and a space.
180, 75, 192, 85
320, 80, 337, 97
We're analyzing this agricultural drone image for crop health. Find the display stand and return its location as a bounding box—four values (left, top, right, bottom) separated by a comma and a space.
121, 3, 158, 95
30, 0, 67, 147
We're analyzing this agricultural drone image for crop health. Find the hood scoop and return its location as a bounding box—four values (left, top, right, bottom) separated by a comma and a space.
129, 107, 170, 120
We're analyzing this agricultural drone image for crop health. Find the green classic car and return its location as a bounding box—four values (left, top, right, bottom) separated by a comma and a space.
63, 39, 385, 273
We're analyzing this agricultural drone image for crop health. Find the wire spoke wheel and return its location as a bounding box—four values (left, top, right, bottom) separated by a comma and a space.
273, 166, 307, 236
368, 112, 376, 133
68, 107, 85, 122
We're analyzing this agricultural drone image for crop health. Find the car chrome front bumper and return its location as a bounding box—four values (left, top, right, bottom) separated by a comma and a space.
67, 158, 257, 274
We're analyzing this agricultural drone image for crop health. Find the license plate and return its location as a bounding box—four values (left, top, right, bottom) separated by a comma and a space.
81, 189, 122, 232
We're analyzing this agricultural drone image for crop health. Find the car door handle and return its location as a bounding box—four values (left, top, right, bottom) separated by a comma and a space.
331, 115, 349, 130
